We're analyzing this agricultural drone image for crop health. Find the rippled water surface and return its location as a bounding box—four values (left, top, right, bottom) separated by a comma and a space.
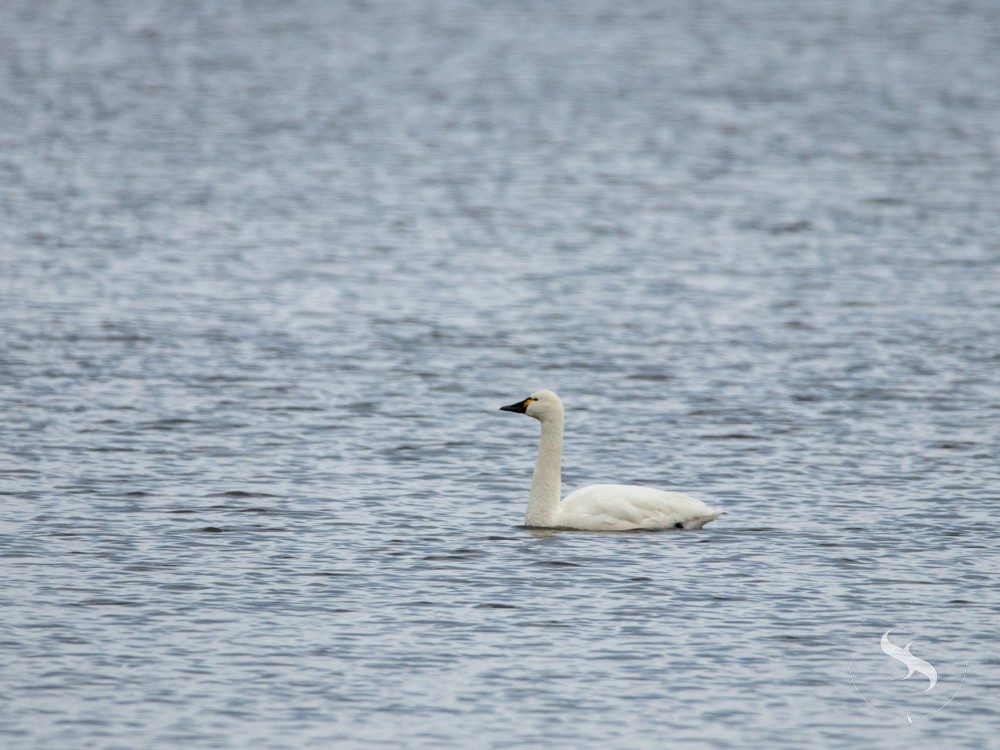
2, 1, 999, 748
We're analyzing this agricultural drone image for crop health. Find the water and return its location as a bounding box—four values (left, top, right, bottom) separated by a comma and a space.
1, 0, 999, 747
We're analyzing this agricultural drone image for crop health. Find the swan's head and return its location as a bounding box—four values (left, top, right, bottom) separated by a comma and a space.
499, 389, 563, 421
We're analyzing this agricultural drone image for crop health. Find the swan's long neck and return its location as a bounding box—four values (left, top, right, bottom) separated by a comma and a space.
525, 411, 563, 527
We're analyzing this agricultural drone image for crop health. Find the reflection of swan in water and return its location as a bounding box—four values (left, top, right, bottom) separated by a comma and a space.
499, 390, 725, 531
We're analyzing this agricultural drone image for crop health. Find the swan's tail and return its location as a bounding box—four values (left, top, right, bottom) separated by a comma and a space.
682, 510, 726, 530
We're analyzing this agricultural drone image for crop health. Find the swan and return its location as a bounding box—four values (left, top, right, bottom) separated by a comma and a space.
499, 390, 725, 531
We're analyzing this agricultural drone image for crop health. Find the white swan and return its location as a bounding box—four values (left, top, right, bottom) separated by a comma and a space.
500, 390, 725, 531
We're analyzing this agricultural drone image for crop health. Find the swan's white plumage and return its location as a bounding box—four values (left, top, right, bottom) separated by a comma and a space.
500, 390, 725, 531
558, 485, 722, 530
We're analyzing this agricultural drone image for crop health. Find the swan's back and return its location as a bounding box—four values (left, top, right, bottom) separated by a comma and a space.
557, 484, 724, 531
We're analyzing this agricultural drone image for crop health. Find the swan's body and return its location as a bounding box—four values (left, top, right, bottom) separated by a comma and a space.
500, 390, 724, 531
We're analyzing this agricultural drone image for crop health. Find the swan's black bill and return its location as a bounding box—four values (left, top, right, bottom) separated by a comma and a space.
500, 398, 531, 413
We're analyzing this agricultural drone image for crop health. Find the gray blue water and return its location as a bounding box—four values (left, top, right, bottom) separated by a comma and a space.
1, 1, 999, 747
